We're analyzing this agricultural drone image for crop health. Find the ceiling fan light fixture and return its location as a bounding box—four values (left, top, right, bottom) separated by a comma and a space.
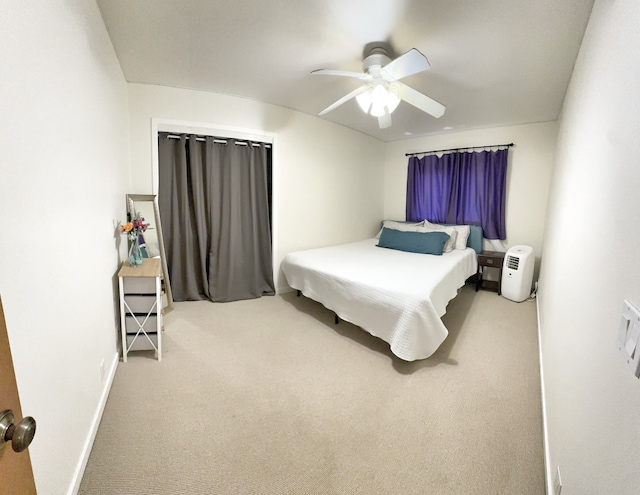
356, 89, 372, 113
360, 84, 400, 118
370, 101, 386, 117
371, 84, 386, 103
386, 84, 401, 113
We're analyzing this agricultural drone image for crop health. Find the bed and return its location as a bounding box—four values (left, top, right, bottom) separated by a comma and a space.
281, 222, 482, 361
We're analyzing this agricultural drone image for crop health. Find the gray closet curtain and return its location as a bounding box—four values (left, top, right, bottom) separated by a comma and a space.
158, 133, 275, 302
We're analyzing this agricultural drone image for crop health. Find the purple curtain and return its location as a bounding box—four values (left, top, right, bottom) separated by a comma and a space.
406, 149, 508, 240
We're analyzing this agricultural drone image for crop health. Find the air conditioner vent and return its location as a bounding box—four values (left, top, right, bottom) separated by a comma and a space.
506, 256, 520, 270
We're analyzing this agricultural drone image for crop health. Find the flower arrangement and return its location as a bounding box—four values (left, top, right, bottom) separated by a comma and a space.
121, 212, 149, 241
121, 212, 149, 266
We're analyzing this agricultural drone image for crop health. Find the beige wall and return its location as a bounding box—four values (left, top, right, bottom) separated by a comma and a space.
127, 83, 386, 291
0, 1, 130, 493
4, 3, 620, 494
538, 0, 640, 493
127, 85, 559, 291
383, 122, 558, 280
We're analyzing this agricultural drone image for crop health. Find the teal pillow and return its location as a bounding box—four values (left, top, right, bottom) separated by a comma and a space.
377, 228, 450, 255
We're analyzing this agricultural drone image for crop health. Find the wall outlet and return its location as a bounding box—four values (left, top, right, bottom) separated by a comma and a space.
618, 299, 640, 378
530, 281, 539, 299
100, 359, 105, 381
554, 466, 562, 495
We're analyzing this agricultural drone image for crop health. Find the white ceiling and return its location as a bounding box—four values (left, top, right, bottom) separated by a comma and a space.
96, 0, 594, 142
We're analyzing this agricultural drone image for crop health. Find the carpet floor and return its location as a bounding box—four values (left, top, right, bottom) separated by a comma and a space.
79, 284, 545, 494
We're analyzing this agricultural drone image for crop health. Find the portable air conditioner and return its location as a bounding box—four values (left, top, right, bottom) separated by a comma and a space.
501, 245, 534, 302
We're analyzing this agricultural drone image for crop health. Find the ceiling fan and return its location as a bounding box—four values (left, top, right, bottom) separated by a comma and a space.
312, 46, 445, 129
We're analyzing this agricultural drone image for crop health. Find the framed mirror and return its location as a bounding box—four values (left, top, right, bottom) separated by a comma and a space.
126, 194, 173, 309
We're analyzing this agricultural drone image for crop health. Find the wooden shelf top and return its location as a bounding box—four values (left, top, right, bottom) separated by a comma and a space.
479, 250, 506, 259
118, 258, 162, 278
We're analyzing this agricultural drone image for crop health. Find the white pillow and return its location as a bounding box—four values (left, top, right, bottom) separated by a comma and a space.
423, 221, 471, 251
420, 223, 458, 253
452, 225, 471, 250
375, 220, 425, 239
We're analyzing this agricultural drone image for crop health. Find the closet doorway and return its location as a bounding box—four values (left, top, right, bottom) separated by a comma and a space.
157, 132, 274, 302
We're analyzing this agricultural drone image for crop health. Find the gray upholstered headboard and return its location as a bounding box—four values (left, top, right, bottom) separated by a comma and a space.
464, 225, 483, 254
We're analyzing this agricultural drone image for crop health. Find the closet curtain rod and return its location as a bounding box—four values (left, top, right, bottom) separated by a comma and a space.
165, 134, 271, 148
405, 142, 513, 157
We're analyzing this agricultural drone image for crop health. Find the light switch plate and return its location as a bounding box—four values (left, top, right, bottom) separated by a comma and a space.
618, 299, 640, 378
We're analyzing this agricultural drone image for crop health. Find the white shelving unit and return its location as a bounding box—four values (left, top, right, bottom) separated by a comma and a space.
118, 258, 162, 361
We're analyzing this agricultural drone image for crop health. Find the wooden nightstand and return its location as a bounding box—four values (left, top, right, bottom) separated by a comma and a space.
476, 251, 506, 295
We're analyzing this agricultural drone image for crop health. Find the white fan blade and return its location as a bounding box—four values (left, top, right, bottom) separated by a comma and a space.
318, 85, 369, 116
378, 109, 392, 129
382, 48, 430, 81
396, 81, 445, 118
312, 69, 370, 81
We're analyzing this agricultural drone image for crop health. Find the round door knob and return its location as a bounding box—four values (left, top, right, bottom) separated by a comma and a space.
0, 409, 36, 453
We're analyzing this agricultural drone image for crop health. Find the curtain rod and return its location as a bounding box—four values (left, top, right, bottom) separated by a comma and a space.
165, 134, 271, 148
405, 142, 514, 157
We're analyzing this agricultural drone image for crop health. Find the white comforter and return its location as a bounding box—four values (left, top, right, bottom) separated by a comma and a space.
281, 238, 477, 361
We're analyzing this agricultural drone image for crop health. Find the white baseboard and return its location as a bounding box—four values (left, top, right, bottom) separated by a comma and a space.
536, 292, 553, 495
67, 351, 119, 495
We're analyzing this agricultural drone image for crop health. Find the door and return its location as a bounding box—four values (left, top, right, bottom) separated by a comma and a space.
0, 297, 37, 494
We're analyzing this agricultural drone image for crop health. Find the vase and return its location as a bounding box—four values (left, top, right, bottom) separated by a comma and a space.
129, 240, 143, 267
